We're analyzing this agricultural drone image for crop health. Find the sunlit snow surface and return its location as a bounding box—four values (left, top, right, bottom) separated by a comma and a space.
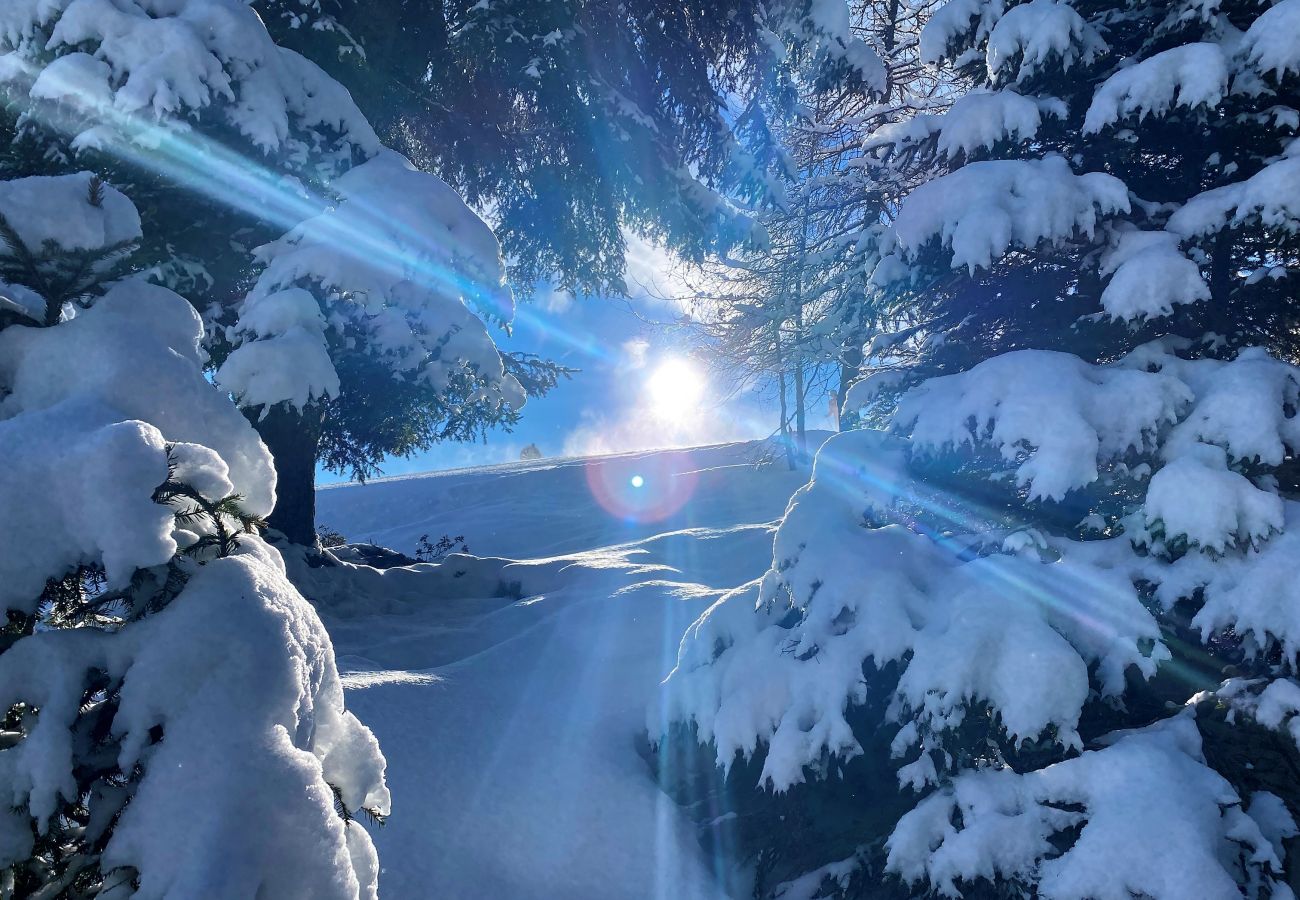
309, 440, 823, 898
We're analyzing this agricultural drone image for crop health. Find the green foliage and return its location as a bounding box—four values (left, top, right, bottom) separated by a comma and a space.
316, 524, 348, 549
314, 348, 555, 483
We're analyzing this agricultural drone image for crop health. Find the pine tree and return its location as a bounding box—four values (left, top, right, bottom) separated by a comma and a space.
652, 1, 1300, 896
213, 150, 547, 543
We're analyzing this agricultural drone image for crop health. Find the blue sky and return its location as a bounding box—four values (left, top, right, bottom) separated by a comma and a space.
317, 237, 828, 484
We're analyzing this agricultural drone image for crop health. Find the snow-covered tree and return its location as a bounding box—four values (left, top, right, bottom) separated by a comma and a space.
651, 0, 1300, 896
0, 174, 387, 897
680, 0, 950, 460
0, 0, 558, 544
0, 0, 379, 313
214, 149, 530, 543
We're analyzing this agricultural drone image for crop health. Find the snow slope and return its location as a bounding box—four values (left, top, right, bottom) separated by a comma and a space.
306, 440, 821, 898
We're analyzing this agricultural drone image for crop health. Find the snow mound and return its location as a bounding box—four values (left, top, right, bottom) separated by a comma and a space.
0, 280, 275, 611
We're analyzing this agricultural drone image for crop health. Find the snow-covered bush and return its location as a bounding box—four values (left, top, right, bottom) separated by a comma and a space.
652, 0, 1300, 896
0, 174, 387, 896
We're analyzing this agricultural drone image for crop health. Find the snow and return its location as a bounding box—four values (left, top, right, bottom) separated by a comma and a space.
888, 155, 1129, 273
1083, 43, 1229, 133
0, 279, 44, 321
1144, 443, 1283, 552
935, 89, 1045, 157
1, 0, 379, 164
0, 171, 139, 253
844, 369, 906, 409
1242, 0, 1300, 80
1097, 228, 1209, 320
1191, 518, 1300, 662
1169, 156, 1300, 238
1210, 677, 1300, 747
1148, 345, 1300, 468
0, 279, 275, 611
985, 0, 1104, 83
888, 342, 1300, 510
317, 440, 818, 560
108, 541, 388, 900
217, 325, 341, 412
896, 349, 1188, 501
654, 340, 1300, 895
310, 440, 822, 898
1248, 791, 1299, 863
0, 172, 384, 898
653, 430, 1166, 794
862, 89, 1049, 161
0, 539, 389, 900
919, 0, 1003, 66
886, 713, 1283, 900
219, 151, 523, 414
801, 0, 886, 90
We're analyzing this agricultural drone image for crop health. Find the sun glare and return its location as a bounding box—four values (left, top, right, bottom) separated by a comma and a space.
646, 357, 706, 421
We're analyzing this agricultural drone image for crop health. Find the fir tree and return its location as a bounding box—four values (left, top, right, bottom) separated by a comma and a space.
0, 0, 567, 545
653, 1, 1300, 896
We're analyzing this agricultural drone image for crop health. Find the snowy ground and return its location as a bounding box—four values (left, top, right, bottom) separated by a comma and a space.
306, 440, 822, 899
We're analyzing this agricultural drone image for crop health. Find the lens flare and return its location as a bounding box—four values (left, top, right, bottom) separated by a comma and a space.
585, 452, 697, 522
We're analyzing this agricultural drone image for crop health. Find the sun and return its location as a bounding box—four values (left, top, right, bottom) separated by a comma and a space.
645, 357, 706, 421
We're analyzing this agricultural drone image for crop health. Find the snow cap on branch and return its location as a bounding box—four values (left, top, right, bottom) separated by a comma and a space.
887, 155, 1129, 274
218, 151, 525, 413
0, 0, 379, 165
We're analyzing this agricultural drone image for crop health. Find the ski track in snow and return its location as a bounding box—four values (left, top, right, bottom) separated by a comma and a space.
309, 440, 822, 899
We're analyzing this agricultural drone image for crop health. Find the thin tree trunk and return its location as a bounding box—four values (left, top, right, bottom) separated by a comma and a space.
883, 0, 900, 54
251, 404, 324, 546
789, 112, 816, 460
775, 325, 796, 471
793, 360, 807, 456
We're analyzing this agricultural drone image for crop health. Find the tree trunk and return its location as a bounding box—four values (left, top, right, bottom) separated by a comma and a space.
251, 404, 323, 547
775, 325, 797, 471
836, 336, 864, 431
793, 361, 807, 457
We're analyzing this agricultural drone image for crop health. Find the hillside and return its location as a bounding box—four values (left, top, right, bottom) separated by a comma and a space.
305, 440, 822, 898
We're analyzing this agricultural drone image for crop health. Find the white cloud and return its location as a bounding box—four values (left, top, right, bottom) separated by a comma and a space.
535, 284, 574, 313
620, 337, 650, 371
